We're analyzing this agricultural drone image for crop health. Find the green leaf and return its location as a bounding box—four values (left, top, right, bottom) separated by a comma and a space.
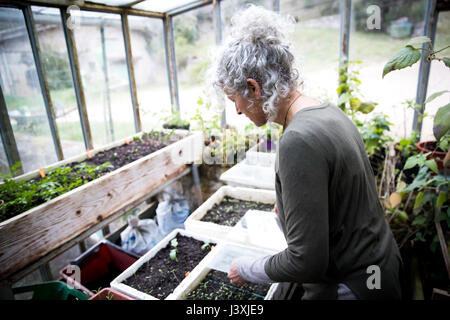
412, 215, 427, 226
350, 97, 361, 111
413, 191, 424, 210
337, 92, 351, 106
443, 57, 450, 68
436, 192, 448, 210
424, 159, 438, 174
433, 103, 450, 141
359, 101, 377, 114
404, 156, 418, 170
425, 90, 449, 104
383, 46, 422, 78
407, 36, 431, 47
169, 249, 178, 261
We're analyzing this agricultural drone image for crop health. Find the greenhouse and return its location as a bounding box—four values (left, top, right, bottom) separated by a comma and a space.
0, 0, 449, 303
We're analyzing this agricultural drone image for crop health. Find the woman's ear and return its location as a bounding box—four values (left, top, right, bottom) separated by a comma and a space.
247, 78, 261, 100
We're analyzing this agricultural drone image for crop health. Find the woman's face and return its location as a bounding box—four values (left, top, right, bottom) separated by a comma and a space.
225, 89, 268, 127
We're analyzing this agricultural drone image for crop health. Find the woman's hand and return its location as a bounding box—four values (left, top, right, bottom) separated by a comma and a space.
228, 259, 248, 287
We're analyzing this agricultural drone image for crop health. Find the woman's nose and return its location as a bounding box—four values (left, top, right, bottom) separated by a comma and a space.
235, 104, 242, 115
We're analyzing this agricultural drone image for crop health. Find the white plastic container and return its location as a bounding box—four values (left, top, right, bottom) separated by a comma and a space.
170, 241, 279, 300
184, 186, 276, 243
220, 156, 275, 190
110, 228, 219, 300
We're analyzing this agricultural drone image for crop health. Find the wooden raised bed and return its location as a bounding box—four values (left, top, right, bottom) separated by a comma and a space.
0, 130, 203, 281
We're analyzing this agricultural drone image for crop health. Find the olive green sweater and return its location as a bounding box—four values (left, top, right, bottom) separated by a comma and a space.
264, 101, 403, 300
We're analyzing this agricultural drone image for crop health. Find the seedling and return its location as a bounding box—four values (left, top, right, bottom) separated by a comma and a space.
170, 238, 178, 262
201, 242, 210, 251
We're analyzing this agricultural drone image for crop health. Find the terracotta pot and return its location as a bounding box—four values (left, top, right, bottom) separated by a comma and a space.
417, 141, 449, 172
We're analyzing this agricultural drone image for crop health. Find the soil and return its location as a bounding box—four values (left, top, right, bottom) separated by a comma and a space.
122, 235, 213, 299
200, 196, 274, 227
186, 269, 270, 300
79, 132, 182, 173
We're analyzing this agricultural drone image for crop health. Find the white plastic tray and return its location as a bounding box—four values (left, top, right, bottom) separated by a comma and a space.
110, 228, 220, 300
184, 186, 276, 243
170, 241, 279, 300
220, 159, 275, 190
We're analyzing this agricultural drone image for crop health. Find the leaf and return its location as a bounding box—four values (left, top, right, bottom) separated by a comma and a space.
383, 46, 421, 78
433, 103, 450, 141
424, 159, 438, 174
350, 97, 361, 111
425, 90, 449, 104
444, 150, 450, 165
337, 92, 351, 106
413, 191, 424, 210
359, 102, 377, 114
436, 192, 448, 210
407, 36, 431, 47
389, 192, 402, 208
169, 249, 178, 261
443, 57, 450, 68
412, 215, 426, 226
403, 156, 418, 170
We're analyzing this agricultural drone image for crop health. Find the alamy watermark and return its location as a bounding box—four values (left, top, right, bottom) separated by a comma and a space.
366, 5, 381, 30
366, 265, 381, 290
67, 5, 81, 31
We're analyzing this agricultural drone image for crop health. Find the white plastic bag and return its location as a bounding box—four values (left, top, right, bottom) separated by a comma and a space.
156, 199, 190, 237
120, 215, 163, 256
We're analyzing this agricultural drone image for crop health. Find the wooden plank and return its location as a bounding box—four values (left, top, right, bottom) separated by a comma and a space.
0, 132, 203, 280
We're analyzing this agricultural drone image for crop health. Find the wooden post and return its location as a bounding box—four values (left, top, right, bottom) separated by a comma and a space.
121, 13, 142, 133
61, 7, 94, 150
23, 5, 64, 161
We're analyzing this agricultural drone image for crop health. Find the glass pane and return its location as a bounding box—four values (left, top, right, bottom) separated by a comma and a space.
73, 11, 135, 148
133, 0, 199, 13
421, 10, 450, 141
0, 7, 57, 173
31, 6, 85, 159
173, 4, 215, 123
0, 139, 8, 174
350, 0, 427, 140
128, 15, 172, 130
280, 0, 340, 103
221, 0, 275, 129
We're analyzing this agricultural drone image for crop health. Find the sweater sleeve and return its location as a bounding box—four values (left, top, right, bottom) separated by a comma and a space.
264, 130, 330, 283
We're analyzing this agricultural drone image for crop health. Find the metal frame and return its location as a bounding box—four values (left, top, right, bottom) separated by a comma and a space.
121, 13, 142, 133
339, 0, 351, 70
23, 5, 65, 161
60, 7, 94, 150
163, 14, 180, 112
413, 0, 439, 138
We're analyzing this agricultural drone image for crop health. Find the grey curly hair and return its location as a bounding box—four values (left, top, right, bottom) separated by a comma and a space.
212, 5, 301, 121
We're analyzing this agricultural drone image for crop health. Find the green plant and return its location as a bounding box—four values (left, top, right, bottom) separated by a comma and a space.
359, 114, 393, 156
0, 161, 113, 223
164, 110, 190, 128
169, 238, 178, 262
337, 60, 378, 120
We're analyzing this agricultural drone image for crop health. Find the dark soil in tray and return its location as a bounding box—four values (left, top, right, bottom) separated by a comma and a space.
200, 196, 274, 227
186, 269, 270, 300
80, 131, 182, 172
122, 235, 213, 299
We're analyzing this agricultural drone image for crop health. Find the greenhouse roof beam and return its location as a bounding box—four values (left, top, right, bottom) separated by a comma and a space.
166, 0, 212, 17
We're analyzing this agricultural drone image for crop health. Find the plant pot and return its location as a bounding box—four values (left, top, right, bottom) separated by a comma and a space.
110, 228, 218, 300
170, 242, 279, 300
88, 287, 134, 300
417, 140, 449, 172
59, 240, 140, 296
12, 280, 89, 300
185, 186, 277, 246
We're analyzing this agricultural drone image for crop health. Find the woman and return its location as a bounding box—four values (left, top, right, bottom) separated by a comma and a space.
213, 6, 403, 300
